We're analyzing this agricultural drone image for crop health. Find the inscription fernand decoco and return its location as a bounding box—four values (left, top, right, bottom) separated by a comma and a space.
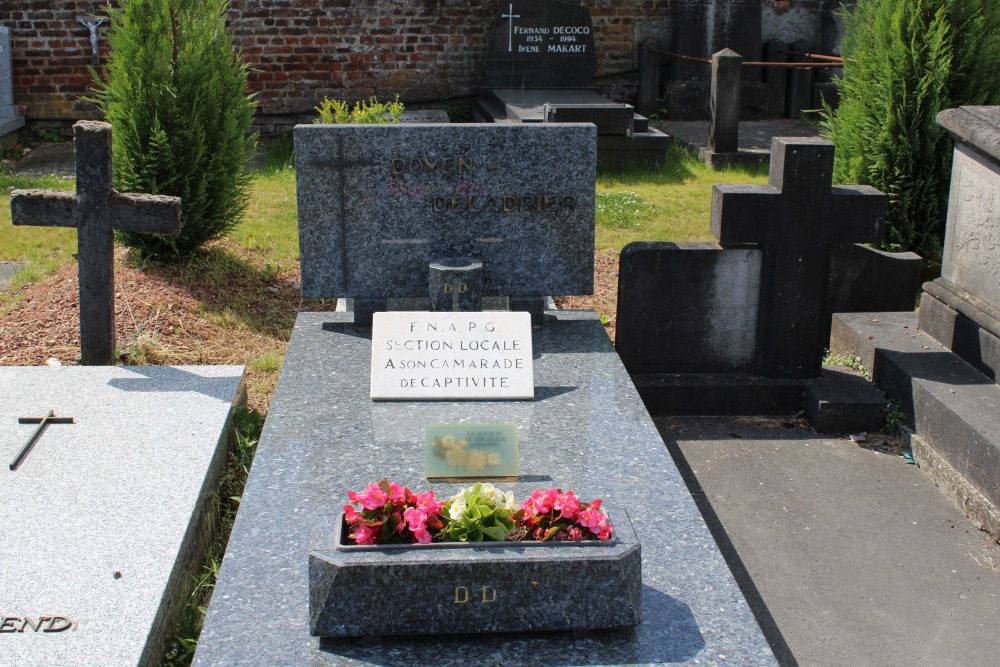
500, 3, 590, 54
390, 157, 576, 214
0, 616, 74, 634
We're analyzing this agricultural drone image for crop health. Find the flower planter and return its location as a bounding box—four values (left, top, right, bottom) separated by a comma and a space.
308, 510, 642, 637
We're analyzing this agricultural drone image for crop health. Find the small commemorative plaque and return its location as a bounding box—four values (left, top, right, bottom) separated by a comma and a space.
424, 423, 519, 481
370, 311, 534, 401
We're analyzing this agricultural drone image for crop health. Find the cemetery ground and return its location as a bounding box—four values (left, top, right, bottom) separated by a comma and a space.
0, 142, 767, 413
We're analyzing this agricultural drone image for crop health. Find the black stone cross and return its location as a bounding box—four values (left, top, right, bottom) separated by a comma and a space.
9, 410, 74, 471
711, 137, 887, 378
10, 121, 181, 365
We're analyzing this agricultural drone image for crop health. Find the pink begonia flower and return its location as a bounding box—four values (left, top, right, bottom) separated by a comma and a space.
343, 505, 361, 524
532, 527, 544, 540
403, 507, 428, 532
358, 482, 388, 510
412, 527, 432, 544
414, 491, 444, 514
354, 523, 376, 545
566, 526, 584, 541
554, 491, 580, 519
388, 481, 406, 505
578, 508, 605, 531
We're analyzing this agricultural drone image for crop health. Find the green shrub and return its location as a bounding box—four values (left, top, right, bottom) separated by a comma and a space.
821, 0, 1000, 270
93, 0, 257, 260
314, 95, 404, 124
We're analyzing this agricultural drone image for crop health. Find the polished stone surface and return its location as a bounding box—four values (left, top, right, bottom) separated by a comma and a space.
0, 365, 244, 667
308, 511, 641, 636
295, 124, 596, 300
194, 311, 776, 666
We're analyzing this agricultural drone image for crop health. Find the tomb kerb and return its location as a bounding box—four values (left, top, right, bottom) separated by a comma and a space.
711, 137, 887, 377
11, 121, 181, 365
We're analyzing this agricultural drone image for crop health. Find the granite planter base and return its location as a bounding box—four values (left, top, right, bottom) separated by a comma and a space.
308, 511, 641, 637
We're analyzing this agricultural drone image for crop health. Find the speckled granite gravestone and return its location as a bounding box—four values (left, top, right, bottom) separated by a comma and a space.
295, 124, 595, 300
192, 311, 777, 666
0, 365, 244, 667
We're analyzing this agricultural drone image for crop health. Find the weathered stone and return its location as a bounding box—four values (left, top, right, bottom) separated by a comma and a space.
615, 242, 762, 375
294, 124, 595, 301
10, 121, 181, 365
711, 137, 886, 377
483, 0, 596, 89
709, 49, 741, 154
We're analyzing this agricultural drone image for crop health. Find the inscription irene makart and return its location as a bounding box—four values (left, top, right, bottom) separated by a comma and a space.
453, 586, 498, 604
0, 616, 73, 633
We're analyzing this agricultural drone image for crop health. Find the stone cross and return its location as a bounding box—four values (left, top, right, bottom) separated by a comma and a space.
11, 121, 181, 365
711, 137, 887, 378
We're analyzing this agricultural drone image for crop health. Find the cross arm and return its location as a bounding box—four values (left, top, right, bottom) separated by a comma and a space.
826, 185, 886, 245
710, 184, 778, 245
10, 189, 77, 228
109, 191, 182, 235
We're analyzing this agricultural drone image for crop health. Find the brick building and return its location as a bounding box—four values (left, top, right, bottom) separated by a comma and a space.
0, 1, 840, 133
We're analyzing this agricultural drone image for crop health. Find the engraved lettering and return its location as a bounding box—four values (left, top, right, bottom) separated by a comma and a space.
45, 617, 72, 632
19, 617, 43, 633
454, 586, 469, 604
481, 586, 497, 603
503, 196, 517, 212
444, 283, 453, 294
455, 282, 468, 294
0, 617, 19, 632
390, 159, 406, 175
562, 195, 576, 210
422, 158, 438, 174
458, 159, 474, 176
432, 197, 447, 212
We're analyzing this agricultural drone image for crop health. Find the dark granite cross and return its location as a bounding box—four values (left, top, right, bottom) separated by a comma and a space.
11, 120, 181, 365
711, 137, 886, 378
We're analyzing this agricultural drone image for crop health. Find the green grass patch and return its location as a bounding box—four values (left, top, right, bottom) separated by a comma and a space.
237, 169, 299, 261
160, 406, 264, 667
594, 146, 769, 253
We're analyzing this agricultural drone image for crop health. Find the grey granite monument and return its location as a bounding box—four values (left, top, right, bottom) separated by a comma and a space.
832, 106, 1000, 538
0, 26, 25, 138
10, 121, 181, 365
192, 123, 777, 664
1, 365, 244, 667
295, 123, 595, 323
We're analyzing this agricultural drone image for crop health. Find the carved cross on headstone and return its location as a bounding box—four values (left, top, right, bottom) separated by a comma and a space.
711, 137, 887, 378
10, 121, 181, 365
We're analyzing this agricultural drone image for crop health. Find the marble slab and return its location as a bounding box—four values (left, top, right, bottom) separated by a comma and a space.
0, 365, 245, 667
370, 311, 534, 400
192, 311, 776, 666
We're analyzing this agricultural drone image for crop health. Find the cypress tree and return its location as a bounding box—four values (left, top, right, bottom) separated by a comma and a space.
822, 0, 1000, 269
93, 0, 257, 260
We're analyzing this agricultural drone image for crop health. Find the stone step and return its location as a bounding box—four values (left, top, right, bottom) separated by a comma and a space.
831, 311, 1000, 514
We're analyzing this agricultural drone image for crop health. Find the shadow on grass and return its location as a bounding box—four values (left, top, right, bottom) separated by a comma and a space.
597, 145, 699, 186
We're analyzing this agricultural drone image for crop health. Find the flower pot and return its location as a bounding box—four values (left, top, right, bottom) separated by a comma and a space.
308, 510, 641, 636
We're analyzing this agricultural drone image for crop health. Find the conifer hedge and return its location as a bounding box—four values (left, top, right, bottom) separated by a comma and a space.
822, 0, 1000, 269
93, 0, 257, 260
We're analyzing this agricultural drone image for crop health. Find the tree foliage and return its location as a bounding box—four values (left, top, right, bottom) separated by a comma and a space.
822, 0, 1000, 268
93, 0, 257, 260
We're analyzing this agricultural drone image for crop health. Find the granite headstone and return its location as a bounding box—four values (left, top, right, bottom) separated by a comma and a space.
295, 124, 595, 301
483, 0, 597, 89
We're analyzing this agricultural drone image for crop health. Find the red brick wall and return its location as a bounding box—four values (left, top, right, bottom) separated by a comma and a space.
0, 1, 669, 131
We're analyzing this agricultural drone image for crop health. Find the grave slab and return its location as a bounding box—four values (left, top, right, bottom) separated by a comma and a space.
0, 365, 245, 667
193, 311, 776, 666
